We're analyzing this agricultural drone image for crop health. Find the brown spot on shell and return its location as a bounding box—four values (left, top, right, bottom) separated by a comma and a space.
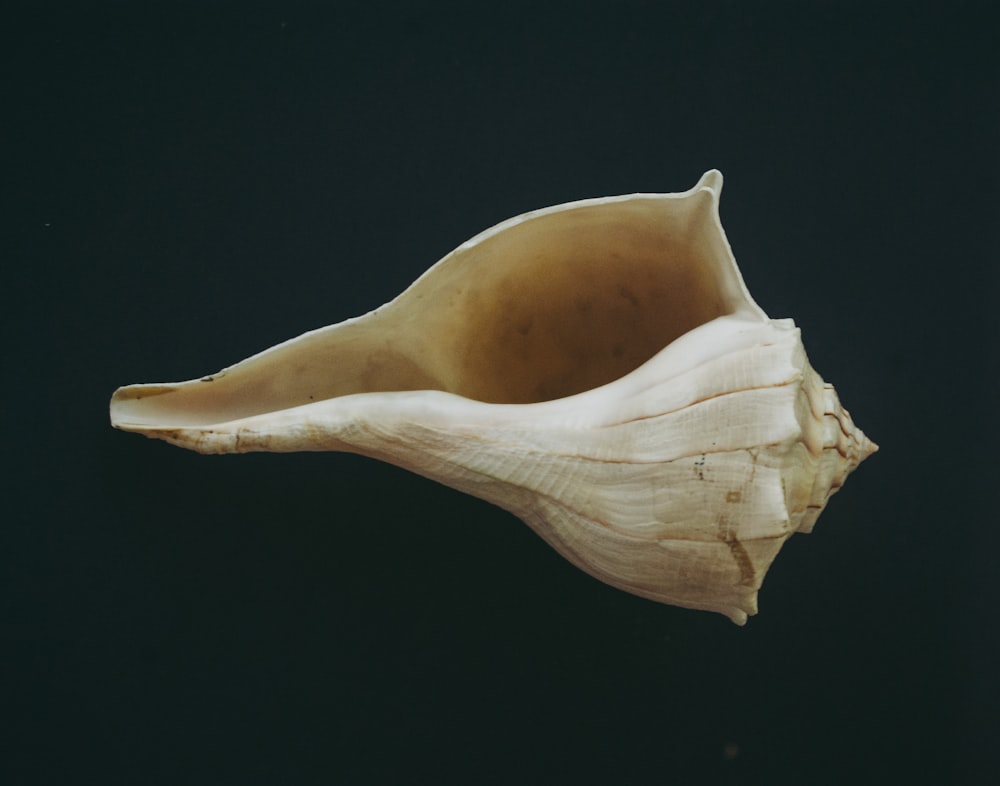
727, 540, 756, 586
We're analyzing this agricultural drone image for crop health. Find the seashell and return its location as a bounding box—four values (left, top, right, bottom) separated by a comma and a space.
110, 170, 876, 624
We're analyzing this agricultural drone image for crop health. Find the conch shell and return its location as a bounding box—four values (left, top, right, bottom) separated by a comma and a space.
110, 170, 876, 624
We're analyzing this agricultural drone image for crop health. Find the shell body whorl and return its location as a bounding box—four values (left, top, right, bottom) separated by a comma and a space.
110, 170, 876, 623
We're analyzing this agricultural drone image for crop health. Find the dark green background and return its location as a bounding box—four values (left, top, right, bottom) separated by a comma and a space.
6, 2, 996, 783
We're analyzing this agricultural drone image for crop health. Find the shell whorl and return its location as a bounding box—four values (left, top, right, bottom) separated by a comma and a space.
110, 171, 877, 623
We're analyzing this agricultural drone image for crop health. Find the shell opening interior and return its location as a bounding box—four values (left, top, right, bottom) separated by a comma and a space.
114, 191, 741, 428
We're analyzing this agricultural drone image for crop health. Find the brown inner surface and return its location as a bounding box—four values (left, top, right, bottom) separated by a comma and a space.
114, 196, 733, 426
406, 199, 731, 403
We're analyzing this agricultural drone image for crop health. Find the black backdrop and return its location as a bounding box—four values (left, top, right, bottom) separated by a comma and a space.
6, 3, 997, 784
